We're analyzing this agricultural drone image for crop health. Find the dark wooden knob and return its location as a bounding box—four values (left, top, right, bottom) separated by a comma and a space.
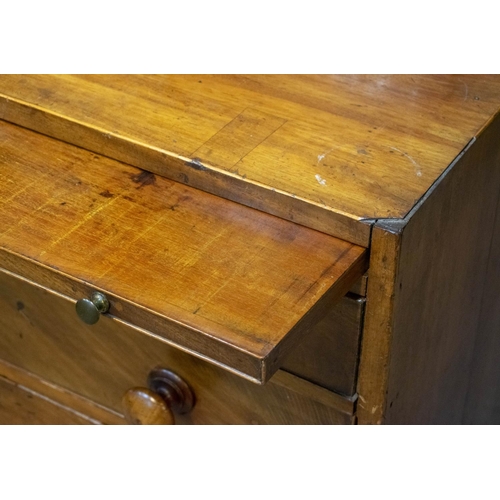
122, 367, 195, 425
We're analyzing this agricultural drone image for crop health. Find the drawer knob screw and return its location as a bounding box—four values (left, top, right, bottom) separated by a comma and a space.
122, 367, 195, 425
75, 291, 110, 325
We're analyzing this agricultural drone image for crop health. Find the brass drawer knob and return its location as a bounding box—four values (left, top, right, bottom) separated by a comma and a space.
75, 291, 110, 325
122, 367, 195, 425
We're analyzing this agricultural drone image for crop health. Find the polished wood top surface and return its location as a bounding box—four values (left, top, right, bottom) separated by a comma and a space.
1, 75, 500, 245
0, 121, 367, 382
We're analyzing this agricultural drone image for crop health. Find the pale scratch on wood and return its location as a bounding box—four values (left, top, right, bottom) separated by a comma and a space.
96, 213, 168, 280
317, 146, 339, 164
315, 174, 327, 186
459, 79, 469, 102
191, 236, 273, 315
390, 147, 422, 177
39, 197, 119, 256
0, 197, 55, 240
0, 178, 41, 210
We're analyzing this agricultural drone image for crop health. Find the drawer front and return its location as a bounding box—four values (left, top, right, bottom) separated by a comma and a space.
0, 120, 367, 384
282, 294, 365, 395
0, 374, 92, 425
0, 269, 354, 424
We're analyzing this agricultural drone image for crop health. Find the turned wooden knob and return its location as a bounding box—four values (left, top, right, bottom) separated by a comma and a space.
122, 367, 195, 425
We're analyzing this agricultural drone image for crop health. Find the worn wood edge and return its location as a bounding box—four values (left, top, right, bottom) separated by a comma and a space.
281, 293, 366, 395
472, 105, 500, 140
356, 226, 401, 424
347, 294, 367, 398
382, 110, 500, 424
357, 139, 471, 421
349, 273, 368, 296
0, 258, 268, 384
110, 317, 266, 385
0, 358, 125, 424
3, 250, 369, 389
359, 107, 500, 231
261, 248, 369, 382
270, 370, 356, 416
0, 246, 367, 385
359, 134, 480, 232
0, 95, 370, 247
356, 109, 500, 424
355, 139, 480, 421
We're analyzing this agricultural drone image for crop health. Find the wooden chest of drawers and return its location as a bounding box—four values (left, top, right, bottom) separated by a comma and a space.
1, 75, 500, 424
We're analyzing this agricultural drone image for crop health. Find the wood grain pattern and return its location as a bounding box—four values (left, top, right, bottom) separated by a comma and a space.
1, 76, 500, 244
0, 121, 367, 383
385, 112, 500, 424
0, 376, 92, 424
462, 154, 500, 424
0, 269, 354, 424
358, 111, 500, 424
282, 294, 365, 395
356, 226, 401, 424
349, 274, 368, 296
122, 388, 175, 425
0, 359, 124, 424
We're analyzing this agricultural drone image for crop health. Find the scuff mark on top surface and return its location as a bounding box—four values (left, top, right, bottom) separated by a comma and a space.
317, 146, 339, 164
390, 147, 422, 177
315, 174, 327, 186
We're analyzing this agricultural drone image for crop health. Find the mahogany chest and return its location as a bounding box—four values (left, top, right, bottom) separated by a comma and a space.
1, 75, 499, 424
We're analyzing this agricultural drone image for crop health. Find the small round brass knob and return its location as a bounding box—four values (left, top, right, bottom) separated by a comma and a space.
122, 367, 195, 425
75, 291, 110, 325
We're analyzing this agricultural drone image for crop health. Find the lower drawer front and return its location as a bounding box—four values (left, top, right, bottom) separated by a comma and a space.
0, 270, 354, 424
0, 374, 92, 425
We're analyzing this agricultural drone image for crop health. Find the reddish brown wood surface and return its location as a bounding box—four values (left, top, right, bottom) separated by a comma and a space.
349, 274, 368, 296
0, 375, 93, 424
0, 269, 354, 424
356, 226, 401, 423
282, 294, 365, 395
358, 111, 500, 424
463, 182, 500, 423
122, 388, 175, 425
1, 75, 500, 244
0, 359, 124, 424
0, 121, 367, 383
